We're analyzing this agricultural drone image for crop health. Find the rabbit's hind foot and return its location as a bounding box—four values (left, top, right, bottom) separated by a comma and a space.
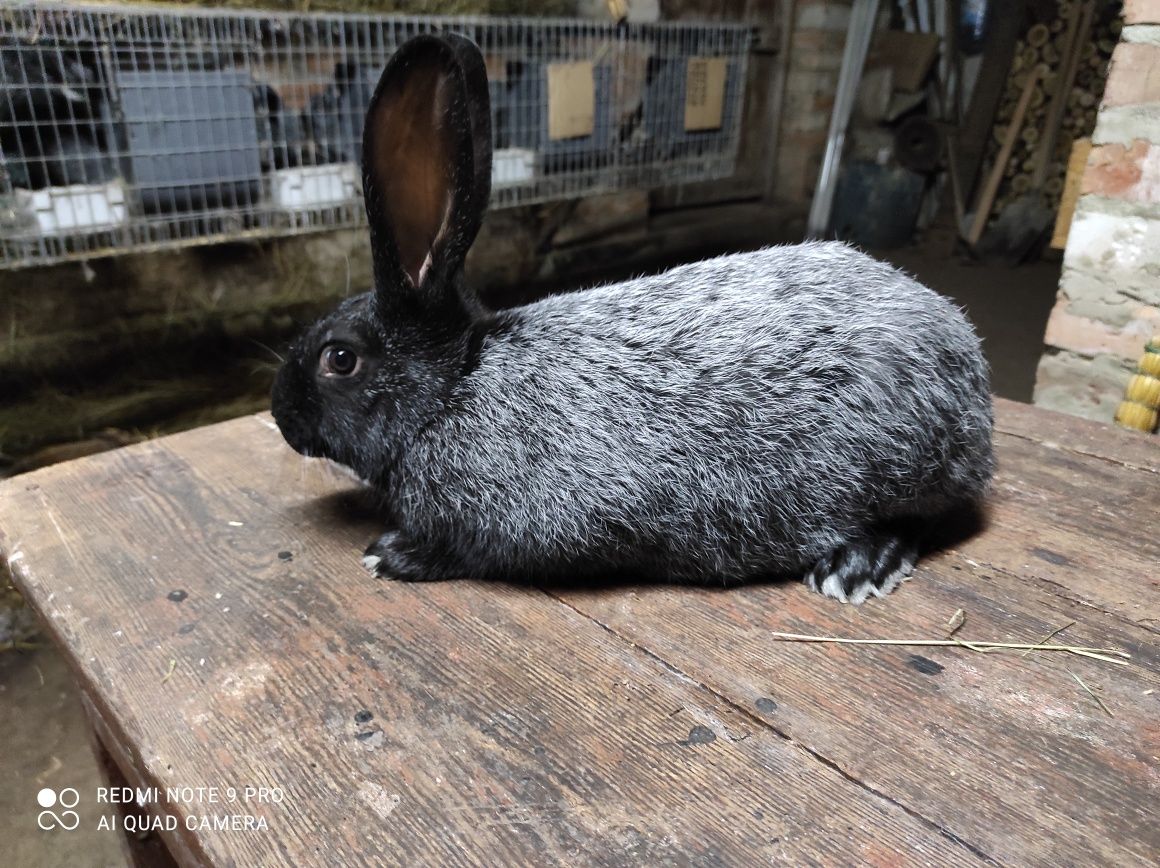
363, 530, 458, 582
803, 528, 919, 605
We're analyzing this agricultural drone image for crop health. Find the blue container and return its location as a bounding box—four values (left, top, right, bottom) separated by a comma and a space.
113, 69, 262, 212
958, 0, 991, 55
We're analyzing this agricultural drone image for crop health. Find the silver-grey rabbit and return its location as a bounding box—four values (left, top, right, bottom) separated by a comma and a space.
271, 33, 994, 604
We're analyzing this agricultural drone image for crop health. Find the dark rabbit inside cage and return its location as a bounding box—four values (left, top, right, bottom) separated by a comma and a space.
638, 54, 742, 162
298, 61, 380, 166
0, 36, 116, 190
1, 5, 750, 268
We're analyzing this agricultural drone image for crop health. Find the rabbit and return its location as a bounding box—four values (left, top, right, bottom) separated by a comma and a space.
1, 39, 113, 189
271, 33, 994, 604
302, 61, 378, 166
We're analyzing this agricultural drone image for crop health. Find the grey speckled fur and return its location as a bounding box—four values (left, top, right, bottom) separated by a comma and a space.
271, 34, 994, 602
397, 242, 993, 583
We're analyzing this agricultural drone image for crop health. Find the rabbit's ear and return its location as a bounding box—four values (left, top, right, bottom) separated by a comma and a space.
362, 33, 492, 304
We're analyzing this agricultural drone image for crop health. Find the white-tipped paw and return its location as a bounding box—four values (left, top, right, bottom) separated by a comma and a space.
804, 538, 917, 605
363, 530, 444, 582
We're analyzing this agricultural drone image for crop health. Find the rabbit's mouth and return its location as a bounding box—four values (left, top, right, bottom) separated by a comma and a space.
270, 386, 323, 459
272, 414, 322, 459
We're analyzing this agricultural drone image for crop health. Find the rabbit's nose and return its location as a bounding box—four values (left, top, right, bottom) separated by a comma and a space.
270, 370, 311, 452
271, 409, 314, 457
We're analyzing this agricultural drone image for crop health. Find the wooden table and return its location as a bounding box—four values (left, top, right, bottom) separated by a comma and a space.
2, 398, 1157, 866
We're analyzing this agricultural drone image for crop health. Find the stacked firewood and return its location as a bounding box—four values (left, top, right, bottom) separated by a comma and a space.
984, 1, 1120, 218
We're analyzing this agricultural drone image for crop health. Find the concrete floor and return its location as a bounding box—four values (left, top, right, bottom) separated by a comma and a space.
0, 239, 1061, 867
0, 647, 127, 867
878, 246, 1062, 402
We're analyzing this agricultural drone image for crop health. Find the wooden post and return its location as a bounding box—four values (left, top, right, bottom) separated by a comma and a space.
1050, 137, 1093, 249
967, 68, 1044, 246
957, 2, 1024, 206
1032, 1, 1095, 190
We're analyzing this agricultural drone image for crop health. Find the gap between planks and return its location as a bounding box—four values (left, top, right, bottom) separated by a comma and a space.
946, 548, 1160, 640
993, 427, 1159, 477
538, 588, 1003, 866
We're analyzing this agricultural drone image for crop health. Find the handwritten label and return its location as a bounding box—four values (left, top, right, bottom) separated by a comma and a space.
484, 53, 508, 83
684, 57, 727, 132
548, 61, 595, 140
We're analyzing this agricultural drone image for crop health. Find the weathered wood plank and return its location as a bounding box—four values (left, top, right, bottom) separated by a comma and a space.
951, 431, 1160, 627
558, 453, 1160, 868
560, 569, 1160, 866
0, 417, 979, 867
994, 397, 1160, 474
81, 694, 182, 868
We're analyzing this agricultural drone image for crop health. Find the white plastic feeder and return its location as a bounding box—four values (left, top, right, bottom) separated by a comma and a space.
15, 182, 128, 235
271, 163, 361, 210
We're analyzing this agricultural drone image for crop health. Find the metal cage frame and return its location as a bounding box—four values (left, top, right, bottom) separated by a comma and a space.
0, 2, 751, 268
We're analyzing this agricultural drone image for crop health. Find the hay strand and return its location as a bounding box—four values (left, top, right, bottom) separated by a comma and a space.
0, 640, 39, 652
1071, 672, 1114, 717
945, 609, 965, 636
768, 632, 1130, 665
1021, 620, 1077, 657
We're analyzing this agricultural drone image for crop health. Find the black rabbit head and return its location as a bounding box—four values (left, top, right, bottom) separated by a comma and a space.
272, 33, 492, 484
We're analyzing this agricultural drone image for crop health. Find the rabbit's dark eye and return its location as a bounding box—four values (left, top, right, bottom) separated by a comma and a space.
319, 344, 361, 378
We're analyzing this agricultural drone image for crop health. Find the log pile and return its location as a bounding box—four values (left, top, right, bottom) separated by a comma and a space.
981, 1, 1120, 222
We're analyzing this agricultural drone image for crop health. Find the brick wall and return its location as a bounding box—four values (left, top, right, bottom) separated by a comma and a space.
1033, 3, 1160, 422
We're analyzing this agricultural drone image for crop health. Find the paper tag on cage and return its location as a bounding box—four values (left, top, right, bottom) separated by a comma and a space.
484, 54, 508, 82
684, 57, 727, 131
548, 61, 595, 140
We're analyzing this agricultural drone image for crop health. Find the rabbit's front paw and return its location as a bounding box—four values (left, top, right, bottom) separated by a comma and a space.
363, 530, 443, 582
803, 530, 918, 605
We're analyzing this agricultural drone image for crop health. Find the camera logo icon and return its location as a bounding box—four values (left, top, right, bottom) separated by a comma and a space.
37, 787, 80, 831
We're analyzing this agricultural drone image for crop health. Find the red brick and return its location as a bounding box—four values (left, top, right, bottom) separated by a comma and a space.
1082, 140, 1160, 203
1044, 298, 1160, 361
1124, 0, 1160, 24
1103, 42, 1160, 106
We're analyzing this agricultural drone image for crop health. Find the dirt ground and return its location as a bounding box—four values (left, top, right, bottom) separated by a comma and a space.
879, 245, 1062, 403
0, 647, 128, 867
0, 238, 1061, 866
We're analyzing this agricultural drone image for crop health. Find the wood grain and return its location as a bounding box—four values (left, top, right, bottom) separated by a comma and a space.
551, 402, 1160, 866
993, 397, 1160, 475
1049, 137, 1091, 249
558, 531, 1160, 864
0, 417, 987, 867
953, 434, 1160, 627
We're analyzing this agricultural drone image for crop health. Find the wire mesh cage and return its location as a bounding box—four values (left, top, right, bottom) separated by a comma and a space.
0, 2, 750, 269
